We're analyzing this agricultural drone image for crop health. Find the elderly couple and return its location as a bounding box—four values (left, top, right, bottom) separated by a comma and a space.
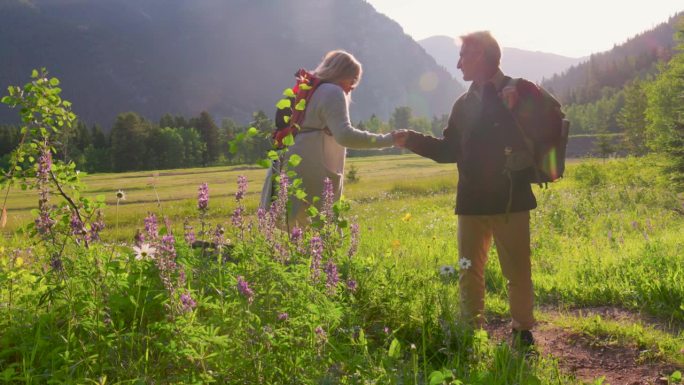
261, 31, 556, 348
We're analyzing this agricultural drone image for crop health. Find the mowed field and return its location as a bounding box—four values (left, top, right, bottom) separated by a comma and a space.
1, 154, 683, 383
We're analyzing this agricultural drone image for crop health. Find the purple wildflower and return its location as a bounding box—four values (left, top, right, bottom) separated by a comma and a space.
314, 326, 327, 341
237, 275, 254, 304
180, 292, 197, 312
35, 209, 55, 236
273, 241, 290, 263
89, 210, 105, 242
50, 255, 63, 271
183, 220, 196, 245
309, 235, 323, 281
231, 206, 244, 229
213, 224, 225, 248
277, 312, 289, 321
70, 212, 86, 239
270, 173, 289, 223
144, 213, 159, 240
346, 279, 357, 292
257, 207, 274, 241
324, 259, 339, 294
134, 229, 145, 248
198, 183, 209, 211
37, 147, 52, 181
290, 227, 303, 243
160, 234, 177, 260
235, 176, 248, 201
348, 222, 360, 258
322, 177, 334, 222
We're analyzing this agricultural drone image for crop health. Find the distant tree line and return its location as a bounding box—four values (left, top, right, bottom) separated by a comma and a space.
0, 106, 447, 173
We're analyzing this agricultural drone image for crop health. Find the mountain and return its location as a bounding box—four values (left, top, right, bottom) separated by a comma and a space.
418, 35, 584, 84
541, 12, 683, 105
0, 0, 464, 128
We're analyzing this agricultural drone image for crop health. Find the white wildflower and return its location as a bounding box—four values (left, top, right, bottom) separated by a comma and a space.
458, 258, 472, 270
133, 243, 156, 260
439, 265, 456, 277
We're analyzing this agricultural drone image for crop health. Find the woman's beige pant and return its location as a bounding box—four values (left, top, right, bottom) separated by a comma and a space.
457, 211, 535, 331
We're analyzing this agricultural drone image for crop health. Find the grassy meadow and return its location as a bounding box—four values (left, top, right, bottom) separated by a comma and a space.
1, 154, 683, 384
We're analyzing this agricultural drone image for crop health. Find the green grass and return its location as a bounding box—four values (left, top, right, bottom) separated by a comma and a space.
1, 154, 682, 383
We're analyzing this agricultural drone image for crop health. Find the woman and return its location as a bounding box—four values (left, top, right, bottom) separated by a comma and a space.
260, 50, 396, 227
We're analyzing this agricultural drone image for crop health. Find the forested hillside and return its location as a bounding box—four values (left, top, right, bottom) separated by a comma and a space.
0, 0, 463, 127
542, 13, 683, 106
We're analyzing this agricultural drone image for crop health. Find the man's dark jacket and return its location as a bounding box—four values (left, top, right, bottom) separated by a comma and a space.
405, 74, 553, 215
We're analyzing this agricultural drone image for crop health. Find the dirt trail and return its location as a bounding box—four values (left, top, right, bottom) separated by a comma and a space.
484, 307, 683, 385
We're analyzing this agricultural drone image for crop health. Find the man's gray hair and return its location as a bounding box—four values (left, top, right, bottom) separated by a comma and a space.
460, 31, 501, 67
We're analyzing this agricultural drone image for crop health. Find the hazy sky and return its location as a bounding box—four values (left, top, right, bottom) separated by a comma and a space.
365, 1, 683, 58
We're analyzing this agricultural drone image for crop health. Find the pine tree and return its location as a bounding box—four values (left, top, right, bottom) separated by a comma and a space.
110, 112, 150, 172
617, 79, 648, 155
192, 111, 220, 165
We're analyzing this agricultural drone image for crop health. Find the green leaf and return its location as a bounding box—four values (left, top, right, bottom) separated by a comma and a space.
31, 69, 38, 78
388, 338, 401, 359
288, 154, 302, 167
267, 150, 279, 161
282, 134, 295, 147
670, 371, 682, 383
257, 159, 271, 169
276, 98, 292, 110
295, 99, 306, 111
282, 88, 295, 97
295, 189, 307, 200
246, 126, 258, 137
0, 96, 12, 105
283, 115, 290, 124
49, 78, 60, 86
428, 371, 445, 385
299, 83, 312, 91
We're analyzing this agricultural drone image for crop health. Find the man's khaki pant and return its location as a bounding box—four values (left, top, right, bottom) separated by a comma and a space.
457, 211, 535, 330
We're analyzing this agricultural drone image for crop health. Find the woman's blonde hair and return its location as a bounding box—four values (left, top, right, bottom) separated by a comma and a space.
313, 50, 362, 86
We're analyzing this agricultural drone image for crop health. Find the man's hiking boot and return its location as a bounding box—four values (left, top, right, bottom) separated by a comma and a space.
511, 329, 535, 350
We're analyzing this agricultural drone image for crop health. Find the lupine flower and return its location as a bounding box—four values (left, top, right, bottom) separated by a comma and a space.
314, 326, 327, 341
231, 206, 244, 229
324, 259, 339, 294
144, 213, 159, 240
70, 212, 86, 238
35, 209, 55, 236
235, 176, 248, 201
273, 241, 290, 263
180, 292, 197, 312
237, 275, 254, 304
198, 183, 209, 211
322, 177, 334, 222
183, 220, 196, 245
290, 227, 303, 243
160, 234, 177, 260
37, 148, 52, 181
133, 243, 156, 260
257, 207, 274, 241
458, 258, 472, 270
134, 229, 145, 247
277, 312, 289, 321
348, 222, 359, 258
213, 224, 225, 248
50, 255, 63, 271
309, 235, 323, 281
270, 173, 289, 223
346, 279, 357, 292
89, 210, 106, 241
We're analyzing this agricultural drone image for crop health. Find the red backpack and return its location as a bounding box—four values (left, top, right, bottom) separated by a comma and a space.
273, 69, 323, 149
505, 77, 570, 184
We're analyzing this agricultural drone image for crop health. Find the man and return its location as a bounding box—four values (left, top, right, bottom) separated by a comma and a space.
395, 31, 562, 347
